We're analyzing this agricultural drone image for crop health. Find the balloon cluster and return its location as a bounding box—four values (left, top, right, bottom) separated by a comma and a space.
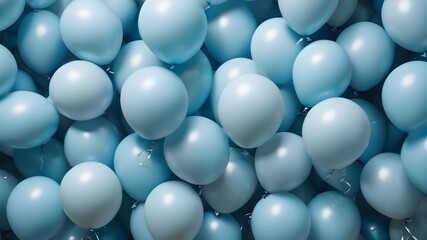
0, 0, 426, 239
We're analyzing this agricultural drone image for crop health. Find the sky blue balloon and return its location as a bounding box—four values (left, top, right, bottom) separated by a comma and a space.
0, 169, 18, 231
10, 69, 38, 93
251, 192, 311, 240
0, 91, 58, 149
302, 97, 370, 169
205, 2, 257, 63
0, 0, 25, 31
144, 181, 203, 240
7, 176, 66, 240
138, 0, 207, 64
327, 0, 358, 27
26, 0, 57, 9
278, 0, 338, 36
293, 40, 352, 107
97, 0, 138, 34
336, 22, 395, 91
60, 162, 122, 229
64, 117, 120, 168
382, 0, 427, 52
278, 84, 304, 132
46, 0, 72, 17
0, 44, 17, 97
120, 66, 188, 140
164, 116, 229, 185
114, 133, 171, 201
360, 152, 423, 219
218, 74, 284, 148
17, 10, 67, 75
382, 61, 427, 132
194, 211, 241, 240
255, 132, 312, 193
251, 17, 305, 85
130, 203, 154, 240
60, 0, 123, 65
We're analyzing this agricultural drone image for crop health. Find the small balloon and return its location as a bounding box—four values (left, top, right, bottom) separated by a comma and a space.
10, 70, 38, 93
327, 0, 358, 27
194, 211, 241, 240
98, 0, 138, 34
130, 203, 154, 240
26, 0, 57, 9
0, 0, 26, 31
0, 44, 17, 97
278, 84, 304, 132
0, 169, 18, 230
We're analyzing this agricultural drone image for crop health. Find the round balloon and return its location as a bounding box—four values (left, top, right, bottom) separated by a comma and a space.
130, 203, 154, 240
0, 169, 18, 230
0, 44, 17, 97
98, 0, 138, 34
278, 84, 304, 132
10, 70, 38, 93
26, 0, 57, 9
327, 0, 358, 27
194, 211, 241, 240
0, 0, 25, 31
389, 196, 427, 240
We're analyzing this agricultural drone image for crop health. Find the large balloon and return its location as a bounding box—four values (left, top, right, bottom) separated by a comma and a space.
194, 211, 241, 240
327, 0, 358, 28
130, 203, 154, 240
0, 169, 18, 230
138, 0, 207, 64
0, 0, 25, 31
0, 44, 17, 97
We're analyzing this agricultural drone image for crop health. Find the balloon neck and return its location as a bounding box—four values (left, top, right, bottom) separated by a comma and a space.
325, 169, 335, 181
214, 211, 220, 216
422, 51, 427, 58
296, 36, 313, 45
204, 3, 212, 11
198, 185, 203, 195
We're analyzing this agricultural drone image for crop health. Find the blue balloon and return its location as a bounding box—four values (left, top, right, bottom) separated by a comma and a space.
327, 0, 358, 27
389, 196, 427, 240
98, 0, 138, 34
46, 0, 72, 17
26, 0, 57, 9
0, 44, 17, 97
0, 0, 25, 31
278, 84, 303, 132
10, 70, 38, 93
130, 203, 154, 240
194, 211, 241, 240
245, 0, 275, 24
290, 178, 317, 205
372, 0, 384, 15
0, 169, 18, 230
357, 194, 391, 240
347, 0, 376, 25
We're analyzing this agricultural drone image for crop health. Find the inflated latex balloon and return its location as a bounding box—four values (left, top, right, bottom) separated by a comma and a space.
46, 0, 72, 17
327, 0, 358, 28
204, 2, 257, 63
251, 192, 311, 240
347, 0, 376, 25
138, 0, 207, 64
251, 17, 305, 85
336, 22, 395, 91
0, 0, 25, 31
202, 147, 257, 213
255, 132, 312, 193
0, 91, 59, 149
10, 70, 38, 93
130, 203, 155, 240
293, 40, 352, 107
120, 66, 188, 140
7, 176, 66, 240
0, 44, 17, 97
372, 0, 384, 15
290, 178, 317, 205
245, 0, 275, 23
382, 61, 427, 132
194, 211, 241, 240
218, 74, 284, 148
26, 0, 56, 9
0, 169, 18, 230
302, 97, 370, 169
60, 162, 122, 229
389, 196, 427, 240
164, 116, 229, 185
60, 0, 123, 65
383, 120, 407, 153
357, 195, 390, 240
144, 181, 203, 240
277, 0, 338, 36
114, 133, 171, 201
382, 0, 427, 52
360, 152, 423, 219
278, 84, 303, 132
308, 191, 361, 240
96, 0, 138, 34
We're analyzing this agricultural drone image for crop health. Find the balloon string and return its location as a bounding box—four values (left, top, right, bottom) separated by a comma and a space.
105, 66, 114, 75
403, 218, 418, 240
131, 200, 140, 210
39, 144, 46, 170
421, 52, 426, 58
198, 185, 203, 195
298, 107, 310, 116
81, 229, 100, 240
169, 64, 175, 70
325, 169, 335, 181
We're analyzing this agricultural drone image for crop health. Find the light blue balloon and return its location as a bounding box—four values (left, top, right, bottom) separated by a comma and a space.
0, 91, 59, 149
205, 2, 257, 63
120, 66, 188, 140
251, 17, 306, 85
96, 0, 138, 34
10, 69, 38, 93
26, 0, 56, 9
0, 0, 25, 31
138, 0, 207, 64
336, 22, 395, 91
0, 169, 18, 230
278, 84, 303, 132
382, 0, 427, 52
7, 176, 66, 240
194, 211, 241, 240
130, 203, 154, 240
0, 44, 17, 97
277, 0, 338, 36
293, 40, 352, 107
251, 192, 311, 240
327, 0, 358, 27
46, 0, 72, 17
64, 117, 120, 168
382, 61, 427, 132
60, 0, 123, 65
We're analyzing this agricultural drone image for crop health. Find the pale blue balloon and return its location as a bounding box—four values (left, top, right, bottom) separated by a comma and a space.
138, 0, 207, 64
327, 0, 358, 27
26, 0, 57, 9
205, 2, 257, 63
278, 84, 304, 132
382, 61, 427, 132
10, 69, 38, 93
60, 0, 123, 65
194, 211, 241, 240
0, 0, 25, 31
96, 0, 138, 34
130, 203, 154, 240
0, 44, 17, 97
251, 192, 311, 240
7, 176, 66, 240
293, 40, 352, 107
389, 196, 427, 240
278, 0, 338, 36
64, 117, 120, 168
0, 169, 18, 230
46, 0, 72, 17
336, 22, 395, 91
251, 17, 305, 85
0, 91, 59, 149
120, 66, 188, 140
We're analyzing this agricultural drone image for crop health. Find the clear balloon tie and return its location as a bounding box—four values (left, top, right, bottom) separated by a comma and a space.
403, 218, 418, 240
39, 144, 46, 170
198, 185, 203, 195
261, 191, 269, 199
353, 90, 359, 97
298, 107, 310, 116
169, 64, 175, 70
325, 169, 335, 181
421, 51, 426, 58
131, 200, 140, 210
214, 211, 220, 216
81, 228, 100, 240
296, 36, 313, 45
105, 66, 114, 75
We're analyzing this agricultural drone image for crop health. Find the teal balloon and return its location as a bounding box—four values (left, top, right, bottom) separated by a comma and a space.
7, 176, 66, 240
336, 22, 395, 91
60, 162, 122, 229
194, 211, 241, 240
10, 70, 38, 93
0, 91, 59, 149
255, 132, 312, 193
347, 0, 376, 25
251, 192, 311, 240
0, 0, 25, 31
46, 0, 72, 17
327, 0, 358, 27
382, 61, 427, 132
26, 0, 56, 9
202, 147, 257, 213
245, 0, 275, 23
360, 152, 423, 219
372, 0, 384, 15
278, 0, 338, 36
130, 203, 154, 240
97, 0, 138, 34
0, 44, 17, 97
144, 181, 203, 240
308, 191, 361, 240
60, 0, 123, 65
357, 194, 391, 240
0, 169, 18, 230
205, 2, 257, 63
251, 17, 305, 85
383, 120, 406, 153
278, 84, 303, 132
218, 74, 284, 148
382, 0, 427, 52
164, 116, 229, 185
302, 97, 370, 169
389, 196, 427, 240
138, 0, 207, 64
290, 178, 317, 205
293, 40, 352, 107
114, 133, 171, 201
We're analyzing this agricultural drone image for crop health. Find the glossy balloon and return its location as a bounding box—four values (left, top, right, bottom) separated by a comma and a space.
0, 0, 25, 31
46, 0, 72, 17
0, 170, 18, 230
278, 84, 303, 132
10, 70, 38, 93
194, 211, 241, 240
130, 203, 154, 240
98, 0, 138, 34
0, 44, 17, 97
389, 196, 427, 240
26, 0, 56, 9
327, 0, 358, 27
